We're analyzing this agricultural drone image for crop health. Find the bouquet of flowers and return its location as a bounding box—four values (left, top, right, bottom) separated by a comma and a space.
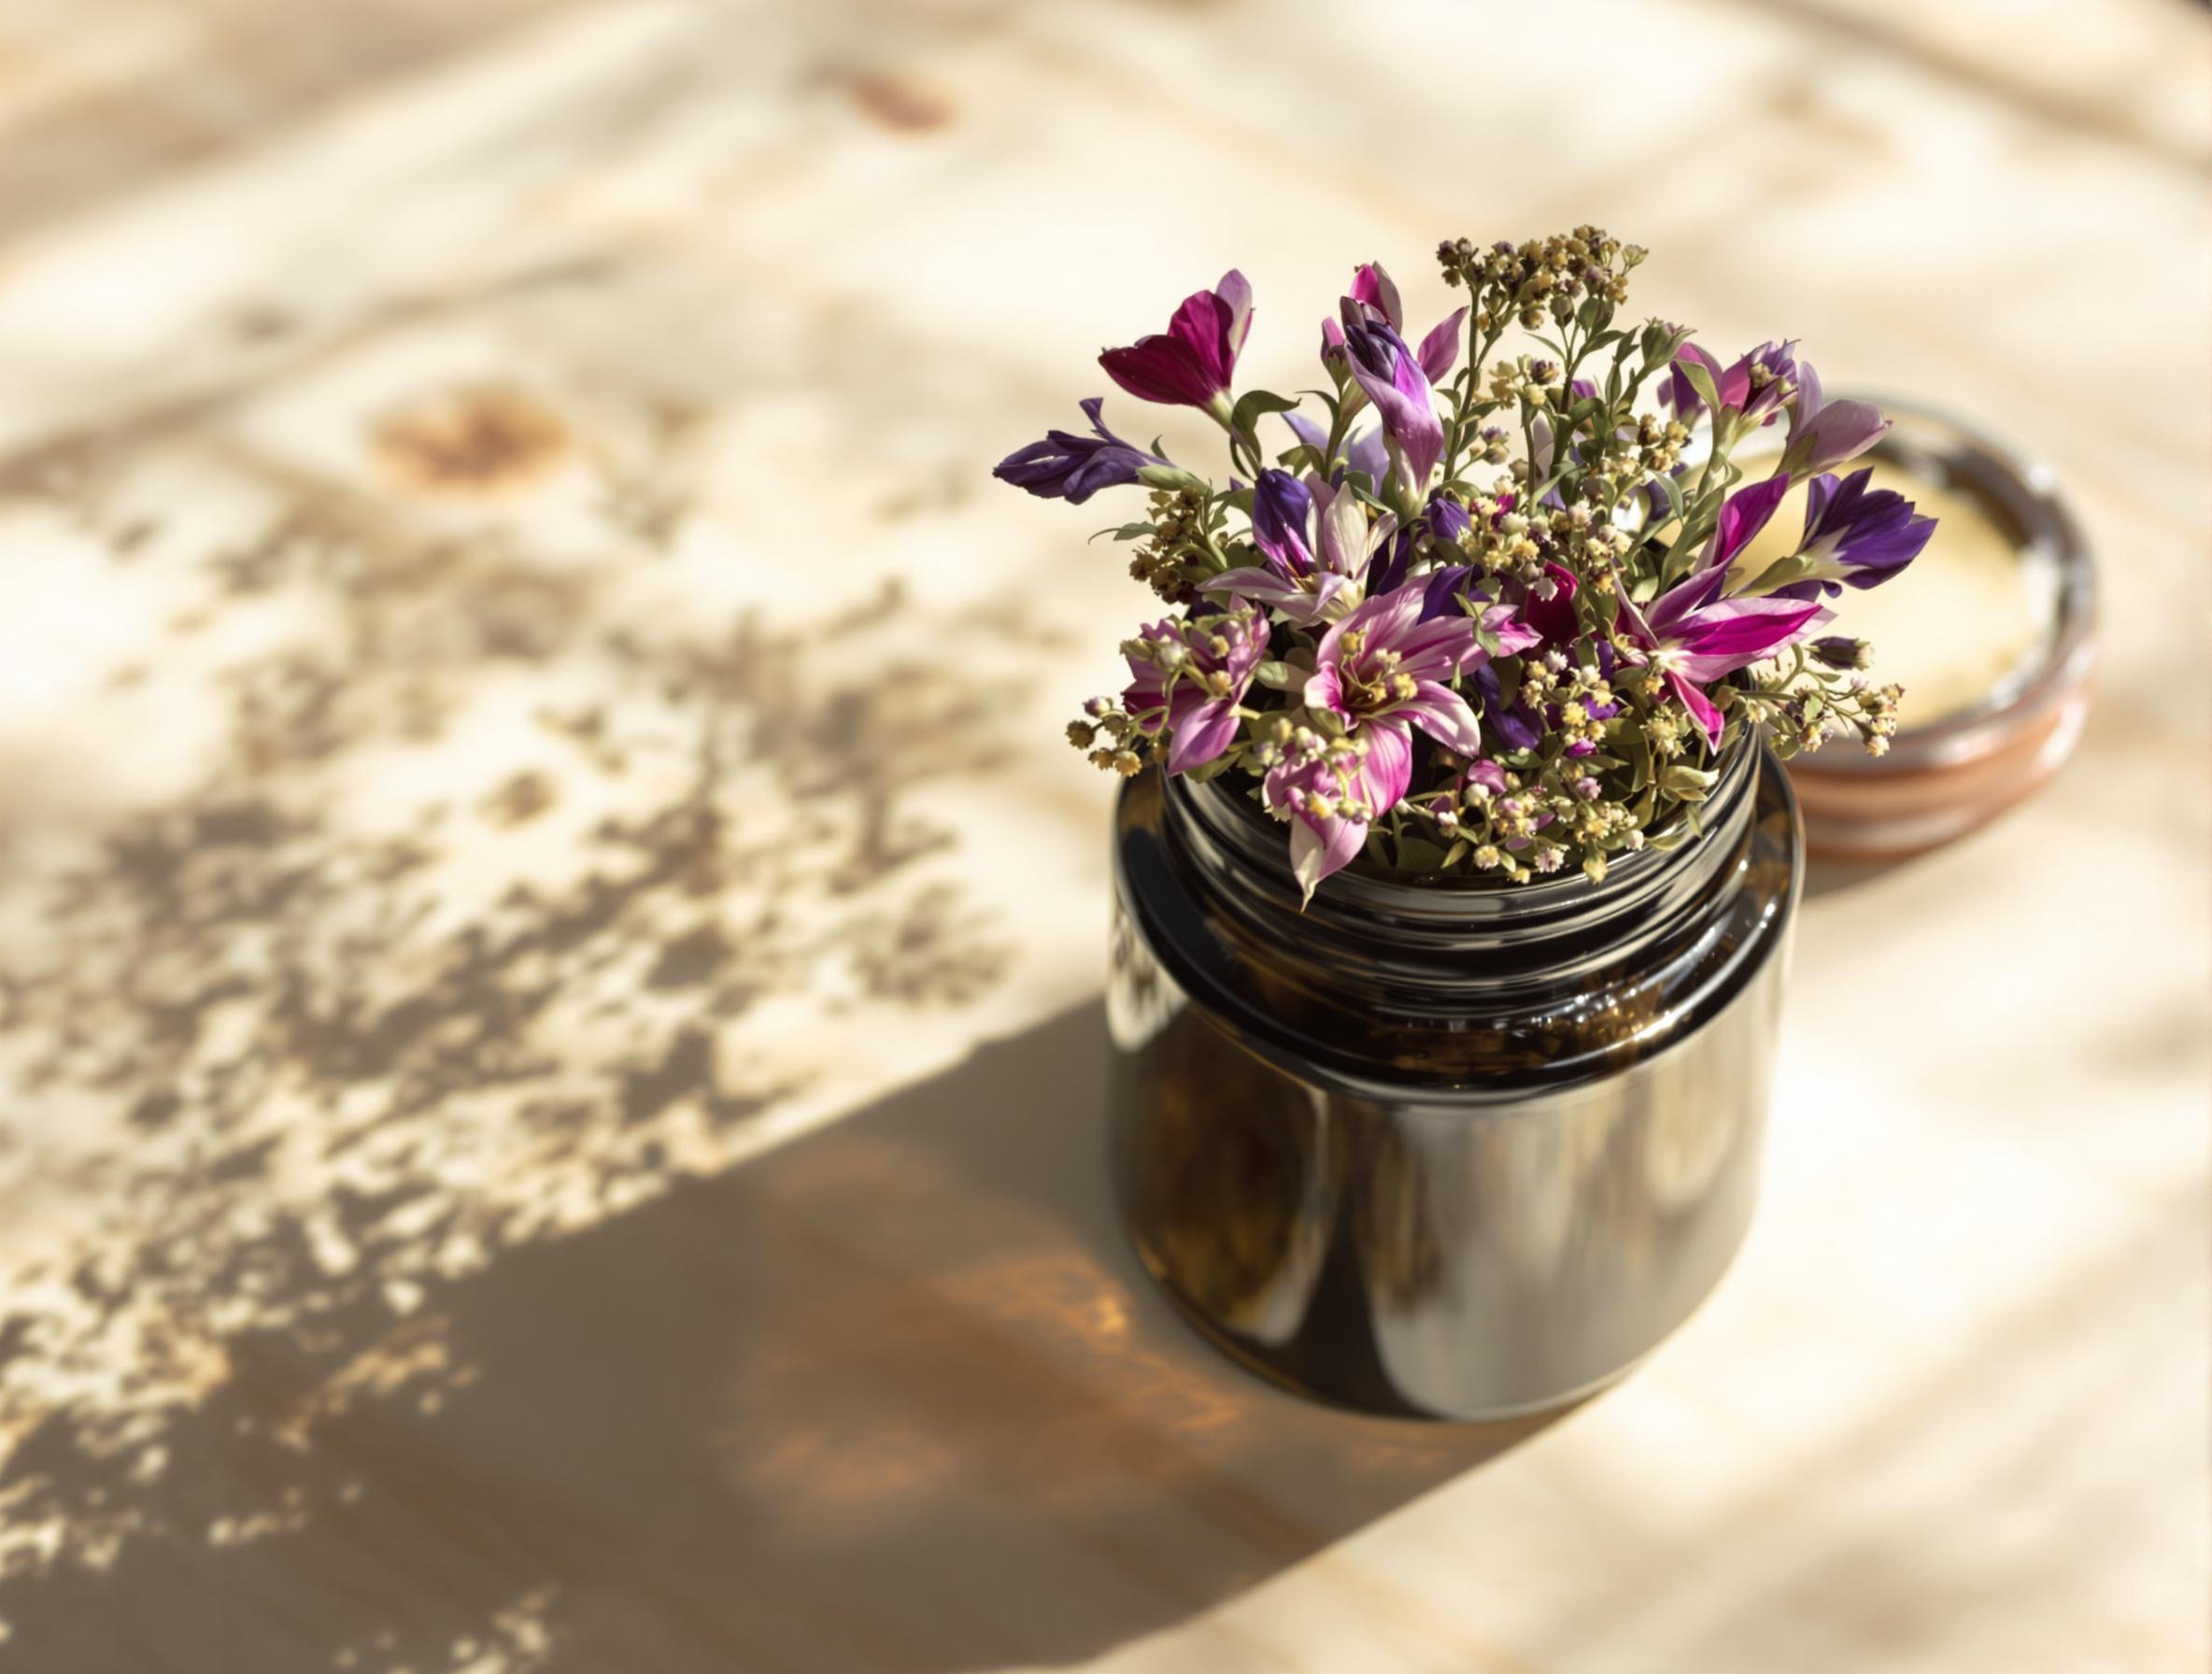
996, 229, 1932, 901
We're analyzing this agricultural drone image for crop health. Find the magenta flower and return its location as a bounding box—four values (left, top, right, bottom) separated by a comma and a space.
1307, 580, 1539, 762
1616, 560, 1831, 747
1121, 604, 1268, 773
993, 397, 1167, 505
1205, 470, 1395, 626
1706, 472, 1794, 571
1099, 270, 1253, 415
1780, 362, 1889, 478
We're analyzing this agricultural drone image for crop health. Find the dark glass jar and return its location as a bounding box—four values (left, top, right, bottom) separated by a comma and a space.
1108, 739, 1802, 1420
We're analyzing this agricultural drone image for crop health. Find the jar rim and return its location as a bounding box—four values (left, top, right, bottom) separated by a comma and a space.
1167, 728, 1760, 932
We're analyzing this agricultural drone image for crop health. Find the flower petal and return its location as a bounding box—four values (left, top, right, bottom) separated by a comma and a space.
1303, 660, 1348, 718
1666, 671, 1725, 747
1215, 269, 1254, 357
1099, 338, 1216, 408
1712, 474, 1793, 569
1397, 681, 1482, 755
1350, 262, 1402, 331
1416, 307, 1468, 384
1287, 813, 1367, 907
1165, 696, 1239, 773
1167, 288, 1238, 391
1356, 717, 1414, 812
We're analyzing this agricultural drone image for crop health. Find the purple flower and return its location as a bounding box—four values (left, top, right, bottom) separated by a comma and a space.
1250, 468, 1315, 573
1780, 362, 1889, 478
1468, 661, 1542, 751
1338, 305, 1445, 498
1206, 472, 1394, 626
1099, 270, 1253, 414
1758, 466, 1936, 597
993, 397, 1166, 505
1425, 492, 1473, 545
1306, 580, 1539, 760
1461, 758, 1510, 800
1419, 561, 1475, 622
1120, 605, 1267, 773
1616, 559, 1832, 747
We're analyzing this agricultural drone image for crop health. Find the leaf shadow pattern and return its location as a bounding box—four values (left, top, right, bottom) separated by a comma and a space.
0, 388, 1045, 1652
0, 1004, 1551, 1672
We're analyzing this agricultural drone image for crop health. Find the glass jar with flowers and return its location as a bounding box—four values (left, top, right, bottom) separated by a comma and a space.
997, 230, 1932, 1419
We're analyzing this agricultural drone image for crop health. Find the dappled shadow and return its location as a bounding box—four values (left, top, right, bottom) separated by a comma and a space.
0, 1004, 1551, 1670
0, 236, 1064, 1659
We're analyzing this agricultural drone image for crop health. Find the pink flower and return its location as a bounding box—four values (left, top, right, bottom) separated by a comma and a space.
1120, 605, 1267, 773
1099, 271, 1254, 414
1615, 542, 1832, 747
1306, 580, 1538, 759
1261, 725, 1410, 906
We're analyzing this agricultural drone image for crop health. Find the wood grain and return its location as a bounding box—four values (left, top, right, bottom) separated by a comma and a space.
0, 0, 2201, 1668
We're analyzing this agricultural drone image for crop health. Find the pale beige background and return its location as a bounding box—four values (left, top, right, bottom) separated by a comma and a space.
0, 1, 2203, 1669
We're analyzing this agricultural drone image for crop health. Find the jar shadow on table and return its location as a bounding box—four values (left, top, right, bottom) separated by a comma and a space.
0, 1002, 1563, 1673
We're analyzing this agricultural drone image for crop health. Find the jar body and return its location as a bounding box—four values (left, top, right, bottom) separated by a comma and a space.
1108, 745, 1803, 1420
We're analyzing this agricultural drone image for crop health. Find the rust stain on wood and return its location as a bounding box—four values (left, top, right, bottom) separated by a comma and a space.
369, 386, 574, 499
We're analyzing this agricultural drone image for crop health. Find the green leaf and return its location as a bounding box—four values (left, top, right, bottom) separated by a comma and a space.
1395, 836, 1449, 873
1679, 356, 1722, 416
1230, 390, 1300, 437
1135, 462, 1204, 493
1253, 660, 1299, 690
1090, 522, 1156, 544
1658, 762, 1719, 802
1492, 655, 1524, 712
1623, 724, 1653, 792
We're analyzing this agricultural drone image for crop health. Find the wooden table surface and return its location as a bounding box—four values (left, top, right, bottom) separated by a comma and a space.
0, 1, 2204, 1668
